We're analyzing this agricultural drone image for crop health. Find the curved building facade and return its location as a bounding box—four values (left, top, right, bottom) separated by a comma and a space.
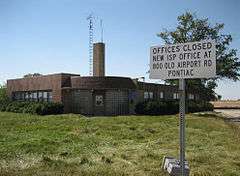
63, 76, 137, 115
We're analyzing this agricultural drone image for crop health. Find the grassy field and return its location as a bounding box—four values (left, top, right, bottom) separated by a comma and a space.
0, 112, 240, 176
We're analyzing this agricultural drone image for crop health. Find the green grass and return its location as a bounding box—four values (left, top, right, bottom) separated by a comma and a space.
0, 112, 240, 176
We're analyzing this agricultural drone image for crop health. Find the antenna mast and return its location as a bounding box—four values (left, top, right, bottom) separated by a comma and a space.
87, 14, 94, 76
100, 19, 103, 42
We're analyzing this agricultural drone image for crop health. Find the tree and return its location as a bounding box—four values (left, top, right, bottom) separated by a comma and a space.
0, 84, 9, 103
157, 12, 240, 101
217, 95, 222, 100
23, 73, 42, 78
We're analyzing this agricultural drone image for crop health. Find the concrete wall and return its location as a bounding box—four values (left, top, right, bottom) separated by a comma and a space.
72, 89, 93, 115
70, 89, 130, 116
105, 90, 129, 115
61, 88, 73, 113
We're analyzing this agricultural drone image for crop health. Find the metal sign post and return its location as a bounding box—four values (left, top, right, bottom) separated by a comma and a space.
150, 40, 216, 176
179, 79, 186, 176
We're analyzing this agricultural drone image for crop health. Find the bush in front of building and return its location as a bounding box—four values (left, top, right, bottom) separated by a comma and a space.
0, 100, 10, 112
34, 102, 64, 115
144, 101, 178, 115
187, 100, 214, 113
135, 100, 213, 115
135, 101, 179, 115
1, 101, 64, 115
5, 101, 29, 113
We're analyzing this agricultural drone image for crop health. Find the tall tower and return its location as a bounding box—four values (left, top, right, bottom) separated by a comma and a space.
87, 14, 94, 76
93, 42, 105, 77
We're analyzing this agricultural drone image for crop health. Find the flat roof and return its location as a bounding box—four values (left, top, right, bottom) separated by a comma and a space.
7, 73, 80, 81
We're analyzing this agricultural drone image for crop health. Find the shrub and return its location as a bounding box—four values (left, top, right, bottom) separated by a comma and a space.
136, 101, 168, 115
187, 101, 214, 112
0, 85, 10, 111
203, 101, 214, 111
5, 101, 26, 113
135, 101, 147, 115
2, 101, 64, 115
135, 100, 213, 115
0, 100, 10, 111
166, 101, 179, 114
35, 102, 64, 115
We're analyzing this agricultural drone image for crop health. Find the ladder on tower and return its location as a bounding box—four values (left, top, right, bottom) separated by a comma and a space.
87, 14, 93, 76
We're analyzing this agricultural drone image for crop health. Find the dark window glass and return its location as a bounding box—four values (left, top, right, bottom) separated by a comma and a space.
48, 92, 52, 102
38, 92, 43, 101
33, 92, 37, 101
13, 90, 52, 102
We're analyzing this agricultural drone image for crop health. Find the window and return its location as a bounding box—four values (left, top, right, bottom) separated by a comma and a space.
29, 92, 33, 101
38, 92, 43, 101
20, 93, 24, 101
144, 92, 153, 100
33, 92, 38, 101
13, 92, 23, 101
47, 92, 53, 102
149, 92, 153, 99
41, 91, 53, 102
173, 93, 179, 99
144, 92, 149, 99
24, 92, 29, 100
18, 93, 22, 100
43, 92, 48, 101
159, 92, 164, 99
188, 93, 194, 100
12, 90, 53, 102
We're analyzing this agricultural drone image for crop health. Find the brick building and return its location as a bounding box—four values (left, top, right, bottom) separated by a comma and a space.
7, 73, 198, 116
6, 42, 199, 116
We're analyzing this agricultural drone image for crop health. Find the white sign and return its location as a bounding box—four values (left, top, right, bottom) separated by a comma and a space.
95, 95, 103, 106
150, 40, 216, 80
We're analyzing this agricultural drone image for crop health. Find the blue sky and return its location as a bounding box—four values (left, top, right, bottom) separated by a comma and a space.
0, 0, 239, 99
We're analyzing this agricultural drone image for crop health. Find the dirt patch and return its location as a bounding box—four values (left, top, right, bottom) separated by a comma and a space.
211, 101, 240, 109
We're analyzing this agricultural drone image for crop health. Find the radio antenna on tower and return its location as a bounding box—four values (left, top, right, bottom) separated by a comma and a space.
100, 19, 103, 42
87, 13, 94, 76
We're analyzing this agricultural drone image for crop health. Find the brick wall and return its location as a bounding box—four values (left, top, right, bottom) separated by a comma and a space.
7, 73, 79, 103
